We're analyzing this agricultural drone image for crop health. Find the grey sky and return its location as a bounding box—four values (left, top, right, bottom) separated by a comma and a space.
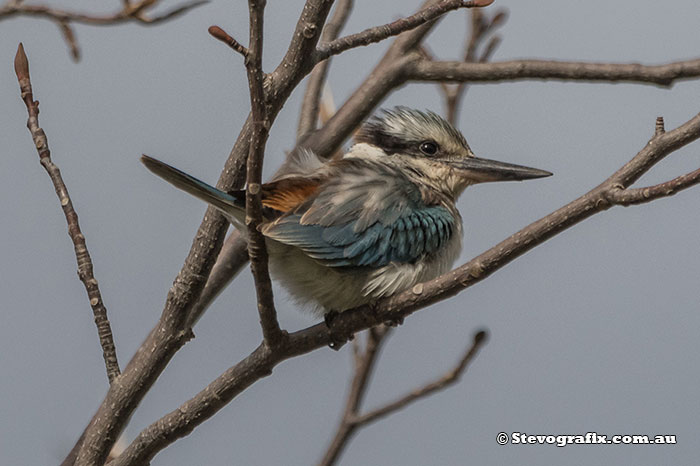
1, 0, 699, 465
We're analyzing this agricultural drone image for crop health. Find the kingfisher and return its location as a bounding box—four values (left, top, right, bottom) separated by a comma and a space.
142, 107, 551, 317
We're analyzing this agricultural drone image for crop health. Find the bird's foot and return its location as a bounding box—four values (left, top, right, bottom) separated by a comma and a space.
384, 315, 404, 327
324, 310, 353, 351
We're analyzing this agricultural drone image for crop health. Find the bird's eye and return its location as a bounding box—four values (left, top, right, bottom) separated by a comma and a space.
419, 141, 438, 156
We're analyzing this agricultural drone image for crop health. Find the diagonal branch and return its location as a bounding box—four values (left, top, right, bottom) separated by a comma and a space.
14, 43, 120, 383
606, 167, 700, 206
0, 0, 208, 61
349, 330, 488, 426
439, 7, 506, 124
0, 0, 207, 25
315, 0, 494, 61
318, 326, 391, 466
244, 0, 285, 346
208, 25, 249, 59
298, 0, 354, 138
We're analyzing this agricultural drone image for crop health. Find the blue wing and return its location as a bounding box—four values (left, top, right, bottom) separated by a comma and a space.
262, 159, 456, 268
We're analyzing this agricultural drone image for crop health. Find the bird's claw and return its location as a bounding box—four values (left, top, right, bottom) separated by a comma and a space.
324, 310, 353, 351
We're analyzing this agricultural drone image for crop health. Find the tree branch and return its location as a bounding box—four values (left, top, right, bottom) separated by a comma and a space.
315, 0, 494, 61
185, 231, 249, 328
349, 329, 488, 426
606, 168, 700, 206
0, 0, 208, 61
439, 7, 506, 124
318, 326, 390, 466
298, 0, 354, 139
407, 57, 700, 87
14, 43, 120, 383
244, 0, 285, 346
208, 25, 249, 59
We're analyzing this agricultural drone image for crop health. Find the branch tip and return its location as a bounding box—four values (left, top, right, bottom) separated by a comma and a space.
489, 9, 508, 27
473, 329, 489, 345
655, 116, 665, 136
208, 25, 249, 57
469, 0, 495, 7
14, 43, 29, 81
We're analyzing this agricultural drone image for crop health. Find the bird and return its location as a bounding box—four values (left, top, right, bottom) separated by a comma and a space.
141, 107, 551, 318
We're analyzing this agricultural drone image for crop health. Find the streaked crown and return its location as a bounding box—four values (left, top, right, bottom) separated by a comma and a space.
354, 107, 473, 159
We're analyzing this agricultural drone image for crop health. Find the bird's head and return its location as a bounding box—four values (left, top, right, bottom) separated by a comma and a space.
351, 107, 552, 198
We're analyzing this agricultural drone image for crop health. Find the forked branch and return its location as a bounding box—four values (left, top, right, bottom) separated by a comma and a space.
319, 329, 488, 466
1, 0, 207, 61
315, 0, 494, 60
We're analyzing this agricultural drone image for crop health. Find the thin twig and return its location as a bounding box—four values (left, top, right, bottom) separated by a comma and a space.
350, 330, 488, 426
315, 0, 493, 61
13, 43, 120, 383
318, 326, 390, 466
606, 168, 700, 205
57, 20, 80, 61
185, 231, 249, 328
0, 0, 207, 25
0, 0, 208, 60
244, 0, 285, 347
298, 0, 354, 138
208, 25, 249, 59
439, 8, 506, 124
408, 57, 700, 87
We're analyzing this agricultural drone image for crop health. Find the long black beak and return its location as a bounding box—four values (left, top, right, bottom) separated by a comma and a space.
450, 156, 552, 182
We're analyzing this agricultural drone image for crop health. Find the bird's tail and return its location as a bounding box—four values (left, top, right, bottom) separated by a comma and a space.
141, 155, 244, 222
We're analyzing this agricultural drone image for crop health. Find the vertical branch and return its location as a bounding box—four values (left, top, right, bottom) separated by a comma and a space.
14, 43, 120, 383
244, 0, 285, 346
319, 326, 390, 466
442, 8, 505, 124
297, 0, 354, 139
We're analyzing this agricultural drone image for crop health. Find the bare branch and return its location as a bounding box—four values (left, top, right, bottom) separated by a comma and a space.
0, 0, 207, 60
606, 168, 700, 206
137, 0, 208, 24
319, 326, 390, 466
408, 57, 700, 87
298, 0, 354, 138
57, 21, 80, 61
208, 25, 249, 59
315, 0, 493, 61
438, 7, 506, 124
0, 0, 207, 25
14, 43, 120, 383
244, 0, 285, 346
185, 231, 249, 328
350, 330, 488, 426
